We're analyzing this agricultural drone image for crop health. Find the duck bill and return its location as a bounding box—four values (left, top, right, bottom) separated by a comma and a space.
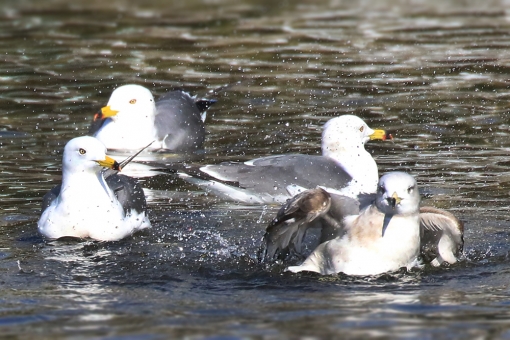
96, 156, 121, 171
369, 129, 392, 141
100, 105, 119, 118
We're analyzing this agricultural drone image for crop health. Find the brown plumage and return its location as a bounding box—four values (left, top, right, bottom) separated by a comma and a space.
259, 174, 464, 272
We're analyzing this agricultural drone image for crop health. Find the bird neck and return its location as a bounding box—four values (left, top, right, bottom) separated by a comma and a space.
321, 135, 369, 160
60, 170, 112, 202
117, 107, 156, 131
323, 145, 378, 194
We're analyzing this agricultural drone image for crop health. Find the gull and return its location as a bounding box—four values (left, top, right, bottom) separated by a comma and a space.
179, 115, 391, 204
259, 172, 463, 276
90, 84, 216, 151
38, 136, 151, 241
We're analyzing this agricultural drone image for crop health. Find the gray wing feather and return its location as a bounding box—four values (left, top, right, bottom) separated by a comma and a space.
356, 193, 376, 211
105, 174, 147, 215
319, 193, 360, 243
41, 184, 61, 213
204, 155, 353, 197
154, 91, 208, 151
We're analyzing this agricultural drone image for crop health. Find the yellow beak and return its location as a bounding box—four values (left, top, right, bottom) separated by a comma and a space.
96, 155, 121, 171
100, 105, 119, 118
391, 192, 402, 207
369, 129, 389, 141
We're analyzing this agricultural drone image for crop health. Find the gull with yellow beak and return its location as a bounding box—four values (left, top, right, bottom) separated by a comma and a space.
178, 115, 391, 204
38, 136, 151, 241
89, 84, 216, 151
259, 172, 464, 276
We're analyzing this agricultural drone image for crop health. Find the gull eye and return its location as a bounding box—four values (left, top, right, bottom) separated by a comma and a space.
359, 126, 364, 132
129, 99, 137, 104
407, 186, 414, 194
378, 185, 384, 193
79, 148, 86, 155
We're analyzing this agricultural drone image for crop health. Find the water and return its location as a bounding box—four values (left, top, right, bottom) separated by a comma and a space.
1, 0, 510, 338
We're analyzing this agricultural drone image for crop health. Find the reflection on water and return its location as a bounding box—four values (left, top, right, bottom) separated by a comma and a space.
2, 0, 510, 337
41, 242, 119, 322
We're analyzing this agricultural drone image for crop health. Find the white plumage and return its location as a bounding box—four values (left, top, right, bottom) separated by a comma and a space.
180, 115, 389, 204
91, 84, 215, 151
260, 172, 463, 276
287, 172, 421, 275
38, 136, 151, 241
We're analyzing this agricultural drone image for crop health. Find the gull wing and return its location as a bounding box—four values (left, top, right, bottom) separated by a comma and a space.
258, 188, 332, 262
154, 91, 213, 151
420, 206, 464, 265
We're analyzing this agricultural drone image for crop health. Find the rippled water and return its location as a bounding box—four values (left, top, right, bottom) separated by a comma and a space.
2, 0, 510, 338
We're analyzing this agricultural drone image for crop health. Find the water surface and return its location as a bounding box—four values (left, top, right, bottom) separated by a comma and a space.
1, 0, 510, 338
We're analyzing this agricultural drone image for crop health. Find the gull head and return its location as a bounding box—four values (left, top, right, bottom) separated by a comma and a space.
321, 115, 387, 155
100, 84, 156, 123
375, 171, 420, 215
62, 136, 120, 174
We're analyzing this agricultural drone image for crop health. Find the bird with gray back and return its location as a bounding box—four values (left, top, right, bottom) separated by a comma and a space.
178, 115, 391, 204
90, 84, 216, 151
38, 136, 151, 241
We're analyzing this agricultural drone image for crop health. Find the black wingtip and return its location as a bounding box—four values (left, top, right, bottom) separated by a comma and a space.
257, 233, 290, 264
195, 99, 218, 113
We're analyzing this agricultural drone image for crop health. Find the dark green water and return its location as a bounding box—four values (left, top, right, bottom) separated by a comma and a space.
1, 0, 510, 338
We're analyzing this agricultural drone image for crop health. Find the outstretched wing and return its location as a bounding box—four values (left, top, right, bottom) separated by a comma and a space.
258, 188, 332, 262
420, 206, 464, 265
